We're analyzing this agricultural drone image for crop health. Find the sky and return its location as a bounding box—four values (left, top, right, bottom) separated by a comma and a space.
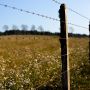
0, 0, 90, 35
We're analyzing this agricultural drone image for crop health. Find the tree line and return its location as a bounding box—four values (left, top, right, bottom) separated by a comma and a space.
0, 24, 88, 37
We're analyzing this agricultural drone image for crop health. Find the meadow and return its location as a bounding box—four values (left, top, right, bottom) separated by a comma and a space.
0, 35, 89, 90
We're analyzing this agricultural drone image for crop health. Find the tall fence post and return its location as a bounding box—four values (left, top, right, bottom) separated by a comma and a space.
89, 21, 90, 63
59, 4, 70, 90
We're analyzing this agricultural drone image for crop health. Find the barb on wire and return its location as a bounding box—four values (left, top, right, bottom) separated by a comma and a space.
52, 0, 62, 4
0, 3, 88, 30
52, 0, 90, 21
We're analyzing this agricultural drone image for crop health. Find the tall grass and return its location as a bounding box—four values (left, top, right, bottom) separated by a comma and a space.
0, 35, 89, 90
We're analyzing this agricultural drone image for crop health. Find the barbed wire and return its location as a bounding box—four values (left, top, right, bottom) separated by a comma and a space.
0, 3, 89, 30
52, 0, 90, 21
0, 3, 59, 21
0, 1, 89, 89
68, 8, 90, 21
52, 0, 62, 4
61, 21, 88, 30
68, 22, 88, 29
35, 62, 82, 89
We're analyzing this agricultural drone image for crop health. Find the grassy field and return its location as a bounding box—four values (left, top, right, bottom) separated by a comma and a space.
0, 35, 90, 90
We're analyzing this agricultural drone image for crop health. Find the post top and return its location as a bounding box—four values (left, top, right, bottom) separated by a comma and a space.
60, 3, 66, 10
60, 3, 66, 7
61, 3, 65, 6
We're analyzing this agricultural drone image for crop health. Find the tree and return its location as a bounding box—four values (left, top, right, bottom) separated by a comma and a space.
38, 25, 44, 32
12, 25, 18, 30
69, 27, 74, 34
31, 25, 36, 31
21, 24, 28, 31
3, 25, 9, 31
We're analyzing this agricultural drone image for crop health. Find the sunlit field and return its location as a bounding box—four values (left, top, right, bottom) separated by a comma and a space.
0, 35, 89, 90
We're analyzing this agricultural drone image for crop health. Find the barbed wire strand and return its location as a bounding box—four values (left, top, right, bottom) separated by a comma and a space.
61, 21, 88, 30
68, 22, 88, 29
0, 2, 89, 89
52, 0, 90, 21
0, 3, 59, 21
52, 0, 62, 4
36, 62, 81, 89
0, 3, 88, 30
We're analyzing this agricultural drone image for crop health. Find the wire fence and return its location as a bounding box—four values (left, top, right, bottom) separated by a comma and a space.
52, 0, 90, 21
0, 3, 89, 30
0, 1, 90, 90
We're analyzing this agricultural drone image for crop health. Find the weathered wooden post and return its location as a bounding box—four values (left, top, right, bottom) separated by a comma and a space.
59, 4, 70, 90
89, 21, 90, 63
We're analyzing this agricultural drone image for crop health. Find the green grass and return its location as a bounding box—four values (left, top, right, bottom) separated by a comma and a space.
0, 35, 89, 90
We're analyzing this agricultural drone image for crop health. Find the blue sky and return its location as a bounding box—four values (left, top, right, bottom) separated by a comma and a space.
0, 0, 90, 35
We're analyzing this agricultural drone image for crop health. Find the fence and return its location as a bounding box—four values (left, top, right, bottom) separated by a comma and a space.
0, 0, 90, 90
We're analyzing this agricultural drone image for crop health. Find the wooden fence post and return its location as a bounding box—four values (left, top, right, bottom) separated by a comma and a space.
59, 4, 70, 90
89, 21, 90, 63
